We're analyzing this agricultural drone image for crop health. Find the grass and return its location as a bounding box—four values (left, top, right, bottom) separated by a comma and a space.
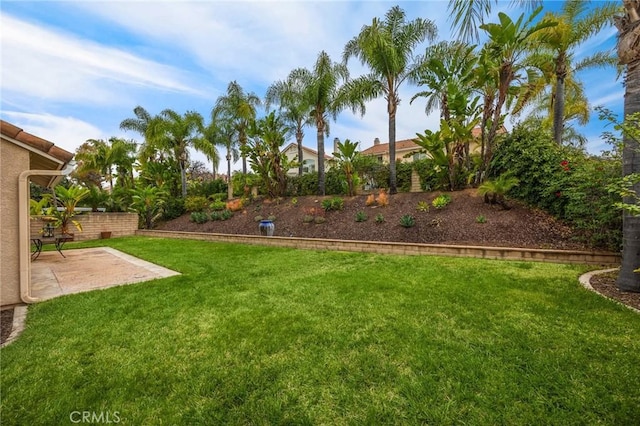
2, 236, 640, 424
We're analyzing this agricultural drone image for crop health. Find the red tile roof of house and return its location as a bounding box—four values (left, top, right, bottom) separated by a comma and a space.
1, 120, 74, 164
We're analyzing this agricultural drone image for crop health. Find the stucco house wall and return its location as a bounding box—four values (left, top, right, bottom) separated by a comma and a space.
1, 140, 30, 305
282, 143, 333, 177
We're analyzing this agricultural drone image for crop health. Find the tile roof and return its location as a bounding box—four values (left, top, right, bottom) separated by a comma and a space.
360, 138, 420, 156
1, 120, 75, 187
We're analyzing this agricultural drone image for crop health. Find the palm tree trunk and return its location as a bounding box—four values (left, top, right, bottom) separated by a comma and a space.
226, 152, 233, 200
297, 129, 304, 176
388, 98, 397, 194
553, 55, 567, 145
317, 126, 326, 195
617, 59, 640, 292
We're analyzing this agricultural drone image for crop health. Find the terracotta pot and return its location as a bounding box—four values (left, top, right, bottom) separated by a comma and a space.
100, 231, 112, 239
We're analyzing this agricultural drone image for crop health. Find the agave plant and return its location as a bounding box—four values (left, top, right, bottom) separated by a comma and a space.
478, 174, 520, 209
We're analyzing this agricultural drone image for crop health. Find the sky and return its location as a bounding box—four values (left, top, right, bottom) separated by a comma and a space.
0, 0, 623, 173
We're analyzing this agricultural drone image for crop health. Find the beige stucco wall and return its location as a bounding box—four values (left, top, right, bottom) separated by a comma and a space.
1, 140, 29, 306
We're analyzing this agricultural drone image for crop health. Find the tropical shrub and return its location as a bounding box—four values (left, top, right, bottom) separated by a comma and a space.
399, 214, 416, 228
162, 197, 185, 220
226, 199, 244, 212
220, 209, 234, 220
355, 211, 368, 222
184, 196, 209, 212
210, 200, 227, 211
129, 186, 167, 229
321, 197, 344, 212
478, 174, 519, 209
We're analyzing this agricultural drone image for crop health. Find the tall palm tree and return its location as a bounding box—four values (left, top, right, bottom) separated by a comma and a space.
108, 138, 138, 190
615, 0, 640, 292
265, 72, 314, 176
211, 111, 240, 199
533, 0, 619, 144
343, 5, 437, 194
294, 51, 364, 195
120, 105, 156, 163
146, 109, 205, 197
195, 121, 222, 176
212, 81, 262, 175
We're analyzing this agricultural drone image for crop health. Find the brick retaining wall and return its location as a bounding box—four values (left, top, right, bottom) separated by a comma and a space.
136, 229, 621, 266
31, 213, 138, 241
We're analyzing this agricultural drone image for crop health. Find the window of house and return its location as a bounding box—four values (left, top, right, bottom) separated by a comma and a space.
413, 152, 427, 161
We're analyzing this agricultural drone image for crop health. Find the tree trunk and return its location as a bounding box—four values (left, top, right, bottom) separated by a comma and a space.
227, 152, 233, 200
553, 54, 567, 145
180, 160, 187, 198
317, 126, 326, 196
297, 128, 304, 176
388, 96, 398, 194
617, 46, 640, 292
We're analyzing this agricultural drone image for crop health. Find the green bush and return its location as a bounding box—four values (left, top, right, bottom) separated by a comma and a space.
416, 201, 430, 212
321, 197, 344, 212
189, 211, 209, 224
399, 214, 416, 228
375, 213, 385, 223
184, 196, 209, 212
220, 209, 233, 220
210, 211, 221, 221
210, 200, 227, 211
355, 211, 368, 222
162, 197, 185, 220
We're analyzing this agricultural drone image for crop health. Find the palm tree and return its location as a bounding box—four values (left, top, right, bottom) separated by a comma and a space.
211, 112, 240, 199
332, 139, 361, 197
265, 71, 313, 176
448, 0, 542, 42
615, 0, 640, 292
343, 5, 437, 194
120, 105, 156, 162
533, 0, 619, 145
146, 109, 205, 197
212, 81, 262, 175
195, 121, 222, 176
478, 8, 555, 175
294, 51, 363, 195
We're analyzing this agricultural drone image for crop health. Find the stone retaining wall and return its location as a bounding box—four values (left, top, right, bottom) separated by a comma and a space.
136, 229, 621, 266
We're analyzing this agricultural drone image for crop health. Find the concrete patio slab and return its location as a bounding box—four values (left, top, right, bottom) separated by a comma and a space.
30, 247, 180, 301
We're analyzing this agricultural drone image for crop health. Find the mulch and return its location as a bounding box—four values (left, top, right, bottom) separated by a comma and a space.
590, 272, 640, 311
1, 308, 15, 345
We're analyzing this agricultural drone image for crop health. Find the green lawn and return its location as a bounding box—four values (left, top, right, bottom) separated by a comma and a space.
2, 237, 639, 425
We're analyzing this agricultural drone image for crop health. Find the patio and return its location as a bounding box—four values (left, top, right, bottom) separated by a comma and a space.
30, 247, 180, 300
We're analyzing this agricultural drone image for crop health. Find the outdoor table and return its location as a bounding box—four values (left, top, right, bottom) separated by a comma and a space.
31, 235, 73, 260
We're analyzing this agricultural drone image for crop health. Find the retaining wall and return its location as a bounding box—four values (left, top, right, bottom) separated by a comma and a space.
31, 213, 138, 241
136, 229, 621, 266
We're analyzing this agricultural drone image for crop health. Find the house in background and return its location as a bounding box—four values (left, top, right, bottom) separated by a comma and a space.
1, 120, 74, 306
281, 142, 334, 177
360, 126, 506, 163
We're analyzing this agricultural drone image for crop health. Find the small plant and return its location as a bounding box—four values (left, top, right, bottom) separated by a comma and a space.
355, 211, 368, 222
291, 197, 298, 206
303, 215, 314, 223
375, 213, 385, 223
210, 200, 227, 211
478, 174, 519, 209
416, 201, 430, 212
190, 211, 209, 224
476, 214, 487, 224
432, 194, 451, 209
399, 214, 416, 228
430, 217, 442, 227
314, 216, 326, 224
376, 189, 389, 207
321, 197, 344, 211
254, 215, 264, 222
366, 194, 376, 206
267, 215, 277, 221
210, 211, 222, 221
220, 209, 234, 220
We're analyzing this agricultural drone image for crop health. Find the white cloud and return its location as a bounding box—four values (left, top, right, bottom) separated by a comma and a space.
0, 13, 203, 105
1, 111, 106, 155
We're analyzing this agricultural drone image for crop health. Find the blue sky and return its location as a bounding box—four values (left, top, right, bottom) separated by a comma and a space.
0, 1, 623, 172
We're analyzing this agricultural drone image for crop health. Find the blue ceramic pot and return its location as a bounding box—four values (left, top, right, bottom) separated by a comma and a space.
258, 220, 275, 236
